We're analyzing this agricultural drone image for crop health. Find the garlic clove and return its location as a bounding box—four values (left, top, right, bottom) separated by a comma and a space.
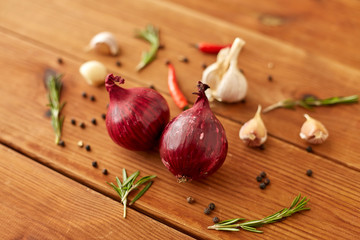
79, 60, 107, 86
239, 105, 267, 147
300, 114, 329, 144
213, 60, 247, 103
88, 32, 119, 56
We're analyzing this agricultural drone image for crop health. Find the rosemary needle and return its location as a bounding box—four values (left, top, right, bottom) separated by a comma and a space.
208, 193, 310, 233
107, 169, 156, 218
135, 24, 160, 71
46, 74, 66, 144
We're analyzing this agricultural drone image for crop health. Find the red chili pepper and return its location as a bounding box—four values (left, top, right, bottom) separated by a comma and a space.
195, 42, 232, 54
167, 62, 189, 110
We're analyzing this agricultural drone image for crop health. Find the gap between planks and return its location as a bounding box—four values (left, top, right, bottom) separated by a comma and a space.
0, 142, 201, 240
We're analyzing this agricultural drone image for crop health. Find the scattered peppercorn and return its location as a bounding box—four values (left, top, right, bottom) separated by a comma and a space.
92, 161, 98, 168
149, 85, 155, 90
115, 60, 122, 67
204, 207, 211, 215
90, 95, 96, 101
260, 171, 267, 178
101, 113, 106, 120
80, 122, 85, 129
240, 69, 244, 74
209, 203, 215, 210
102, 169, 108, 175
264, 178, 270, 185
91, 118, 97, 125
158, 44, 165, 49
213, 216, 220, 224
306, 146, 313, 153
186, 196, 195, 204
179, 56, 189, 63
85, 145, 91, 151
71, 119, 76, 125
259, 144, 265, 150
201, 63, 207, 69
57, 58, 63, 64
259, 182, 266, 189
45, 109, 52, 118
82, 92, 87, 98
256, 175, 263, 182
165, 59, 170, 65
306, 169, 313, 177
58, 140, 65, 147
268, 75, 273, 82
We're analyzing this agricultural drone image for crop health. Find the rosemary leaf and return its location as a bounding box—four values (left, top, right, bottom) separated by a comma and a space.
108, 169, 156, 218
217, 218, 246, 226
241, 226, 263, 233
135, 24, 160, 71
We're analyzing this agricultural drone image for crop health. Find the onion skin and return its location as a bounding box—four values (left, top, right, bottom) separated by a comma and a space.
160, 82, 228, 182
105, 74, 170, 151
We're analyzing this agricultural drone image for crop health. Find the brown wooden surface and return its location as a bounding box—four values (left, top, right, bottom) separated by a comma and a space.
0, 145, 193, 240
1, 0, 360, 239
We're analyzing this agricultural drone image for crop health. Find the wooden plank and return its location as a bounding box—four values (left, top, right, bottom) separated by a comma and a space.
164, 0, 360, 69
0, 0, 359, 165
1, 32, 360, 239
0, 145, 194, 240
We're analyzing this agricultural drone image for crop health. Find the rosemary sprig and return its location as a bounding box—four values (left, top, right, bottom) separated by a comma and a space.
107, 169, 156, 218
263, 95, 358, 113
46, 74, 66, 144
208, 194, 310, 233
135, 24, 160, 71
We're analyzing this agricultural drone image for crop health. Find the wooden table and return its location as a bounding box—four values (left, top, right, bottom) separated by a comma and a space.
1, 0, 359, 239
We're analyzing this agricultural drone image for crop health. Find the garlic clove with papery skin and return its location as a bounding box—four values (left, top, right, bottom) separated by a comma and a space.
201, 37, 247, 103
300, 114, 329, 144
79, 60, 107, 86
239, 105, 267, 147
88, 32, 119, 56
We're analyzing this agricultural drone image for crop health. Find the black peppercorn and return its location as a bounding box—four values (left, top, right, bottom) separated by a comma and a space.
80, 122, 85, 129
209, 203, 215, 210
256, 175, 262, 182
165, 59, 170, 65
260, 171, 267, 178
85, 145, 91, 151
180, 56, 189, 63
204, 207, 211, 215
213, 216, 220, 224
71, 119, 76, 125
82, 92, 87, 98
268, 75, 273, 82
92, 161, 98, 168
90, 95, 96, 101
306, 169, 313, 177
259, 182, 266, 189
102, 169, 108, 175
101, 113, 106, 120
158, 44, 165, 49
45, 109, 52, 118
116, 60, 122, 67
57, 58, 63, 64
306, 146, 313, 153
264, 178, 270, 185
91, 118, 97, 125
201, 63, 207, 69
58, 140, 65, 147
149, 85, 155, 90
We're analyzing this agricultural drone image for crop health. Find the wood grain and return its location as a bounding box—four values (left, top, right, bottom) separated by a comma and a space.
0, 145, 194, 240
164, 0, 360, 69
0, 0, 359, 167
1, 31, 360, 239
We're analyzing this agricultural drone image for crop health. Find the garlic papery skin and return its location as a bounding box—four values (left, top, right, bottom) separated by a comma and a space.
239, 105, 267, 147
300, 114, 329, 144
202, 37, 247, 103
88, 32, 119, 56
79, 60, 107, 86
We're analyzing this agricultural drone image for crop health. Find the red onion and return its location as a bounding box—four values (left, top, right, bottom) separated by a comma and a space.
105, 74, 170, 151
159, 82, 228, 182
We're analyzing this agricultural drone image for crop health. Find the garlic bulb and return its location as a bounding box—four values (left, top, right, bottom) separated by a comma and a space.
300, 114, 329, 144
239, 105, 267, 147
202, 37, 247, 103
88, 32, 119, 56
79, 60, 107, 86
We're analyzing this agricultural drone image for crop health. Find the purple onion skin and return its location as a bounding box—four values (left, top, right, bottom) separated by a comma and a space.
160, 82, 228, 182
105, 74, 170, 151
